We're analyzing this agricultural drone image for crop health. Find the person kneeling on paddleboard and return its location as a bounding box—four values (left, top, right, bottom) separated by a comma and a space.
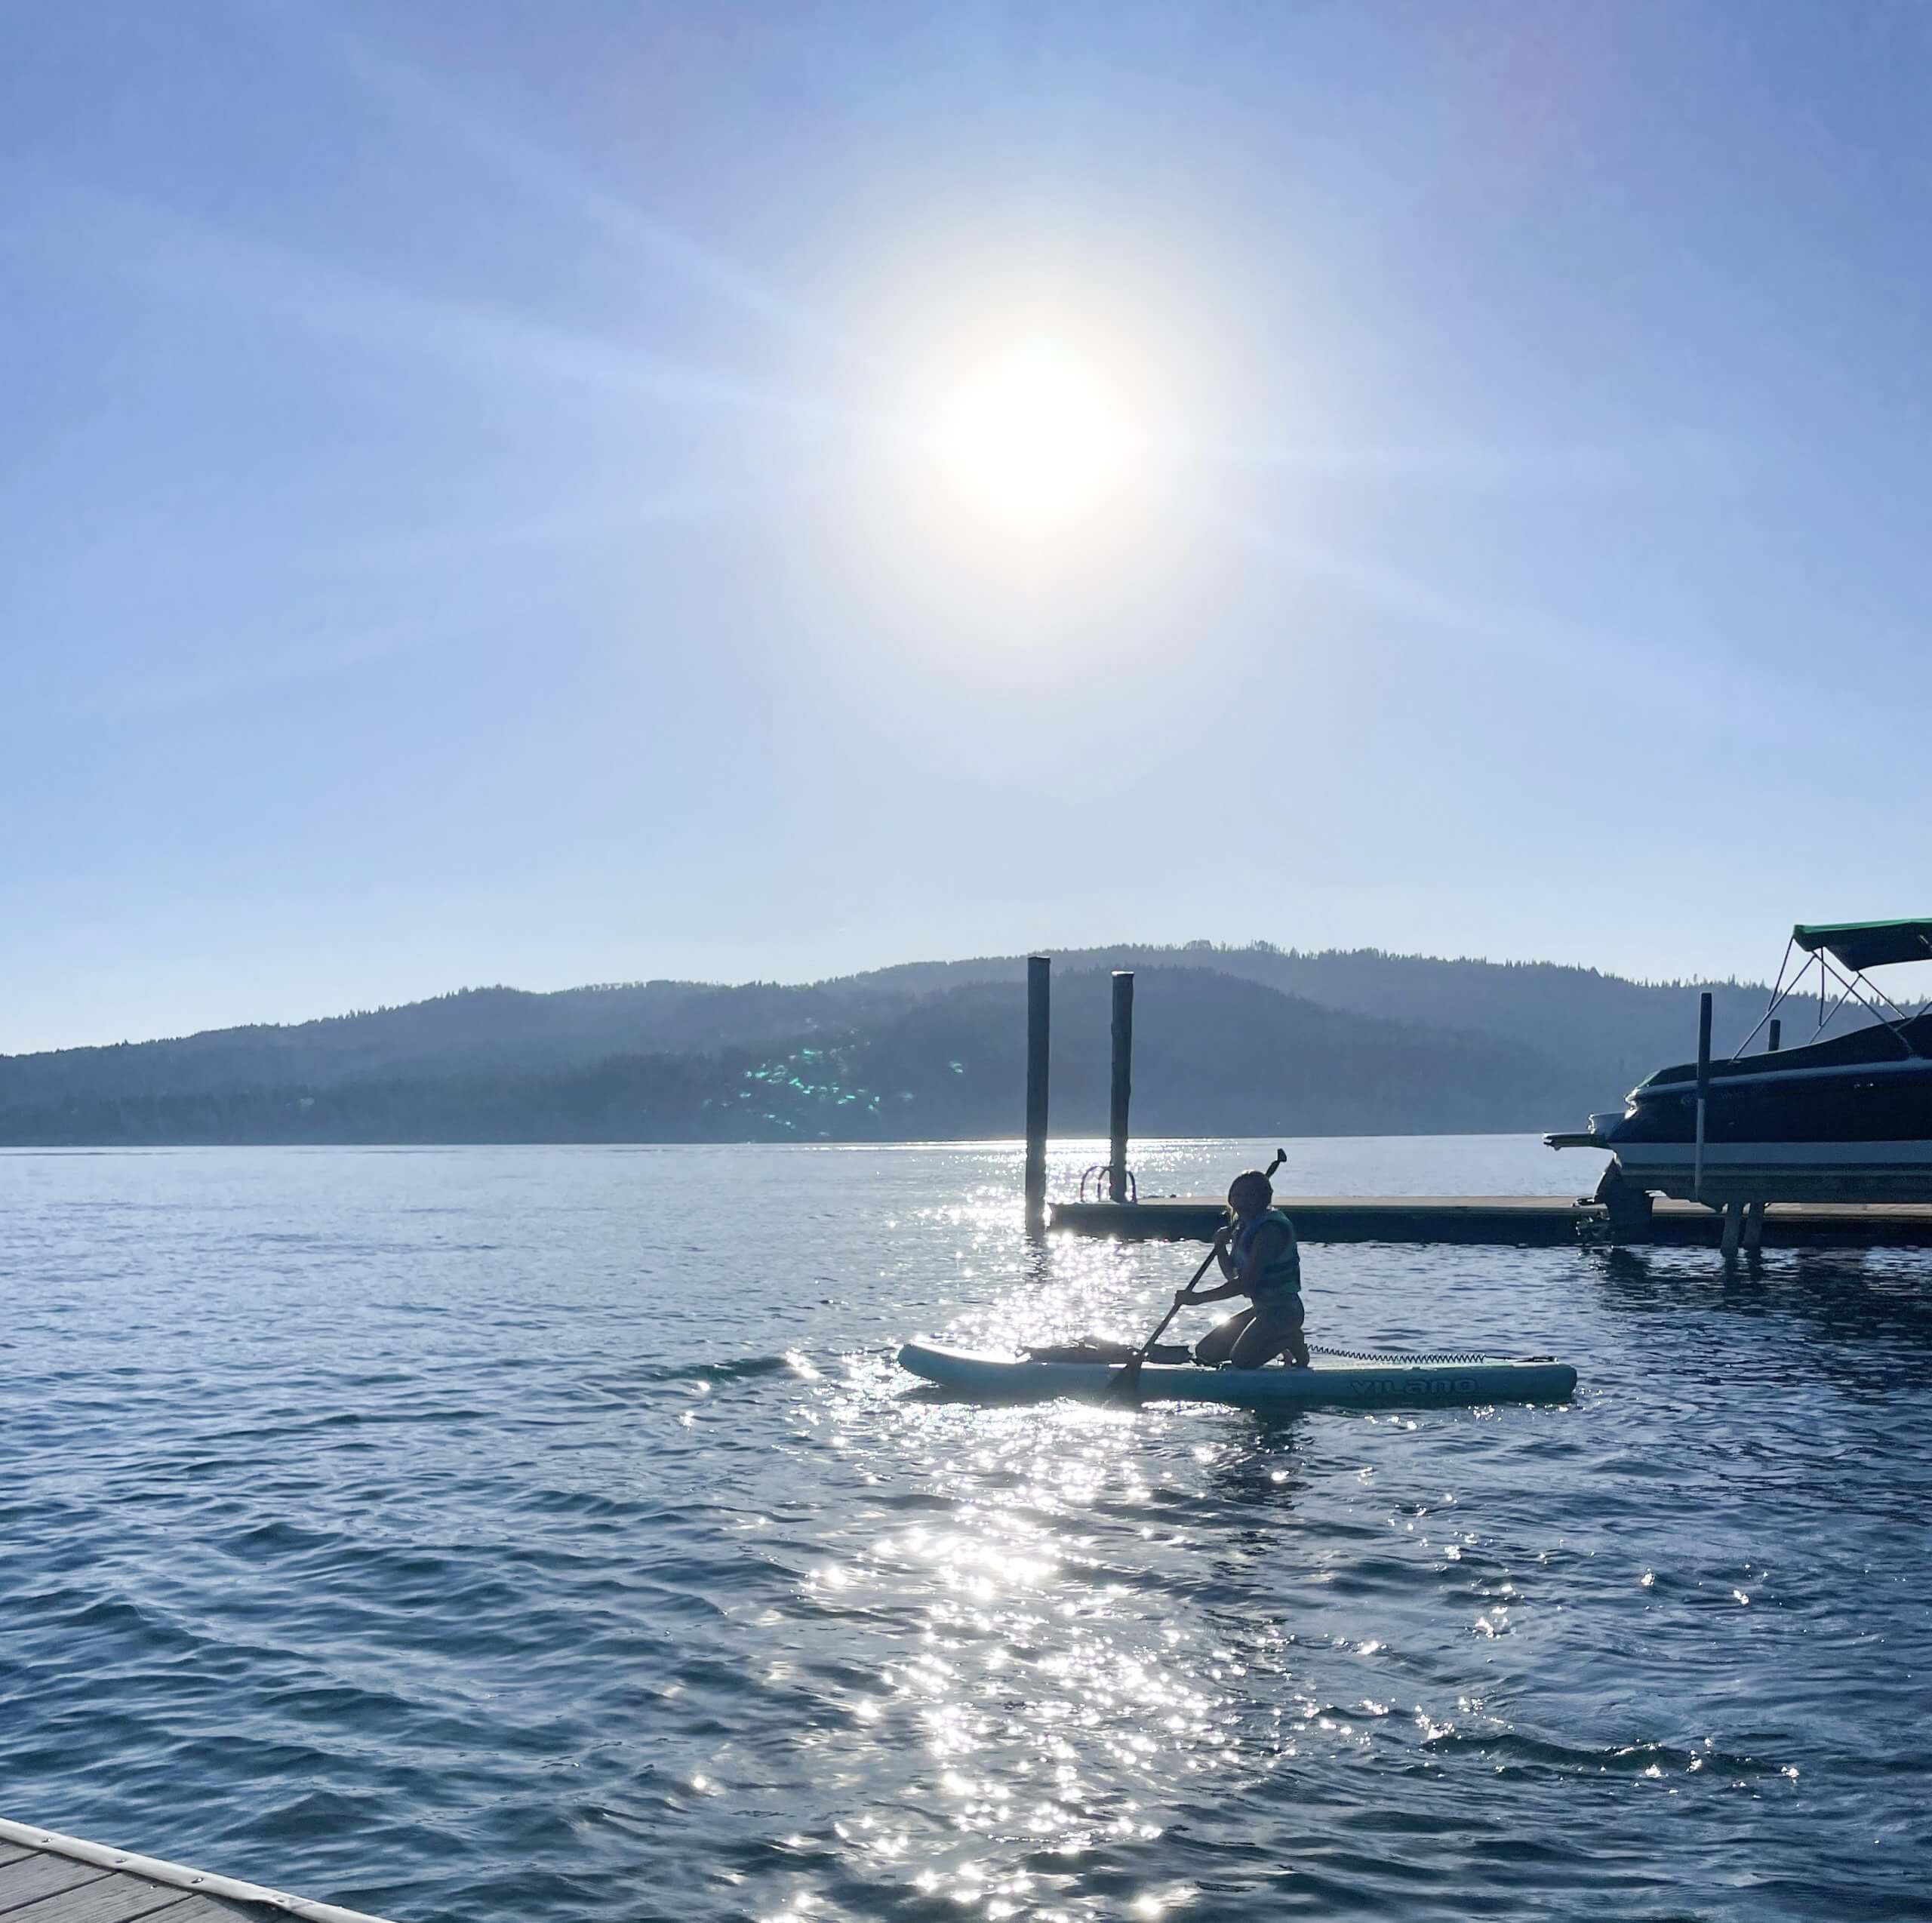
1181, 1169, 1309, 1370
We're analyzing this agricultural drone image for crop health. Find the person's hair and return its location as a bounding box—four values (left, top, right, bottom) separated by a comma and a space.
1229, 1169, 1274, 1207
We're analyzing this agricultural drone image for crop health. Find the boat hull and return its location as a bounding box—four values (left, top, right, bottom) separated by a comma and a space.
1551, 1040, 1932, 1205
897, 1341, 1577, 1409
1602, 1139, 1932, 1205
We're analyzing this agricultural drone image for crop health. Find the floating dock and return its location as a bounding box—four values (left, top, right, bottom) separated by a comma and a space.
1048, 1194, 1932, 1249
0, 1818, 396, 1923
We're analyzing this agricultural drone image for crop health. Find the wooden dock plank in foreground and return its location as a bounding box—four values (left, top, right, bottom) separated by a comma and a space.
17, 1874, 219, 1923
0, 1821, 398, 1923
1050, 1194, 1932, 1248
135, 1900, 263, 1923
0, 1853, 116, 1912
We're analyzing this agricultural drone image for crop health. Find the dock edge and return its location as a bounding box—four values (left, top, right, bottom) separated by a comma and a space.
0, 1816, 400, 1923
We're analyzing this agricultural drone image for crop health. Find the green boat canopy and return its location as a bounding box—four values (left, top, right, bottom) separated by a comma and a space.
1793, 919, 1932, 972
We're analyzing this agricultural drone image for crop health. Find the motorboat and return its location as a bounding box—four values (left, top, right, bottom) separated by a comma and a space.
1546, 919, 1932, 1205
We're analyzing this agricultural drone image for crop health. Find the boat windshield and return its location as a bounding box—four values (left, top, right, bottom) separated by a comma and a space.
1642, 1008, 1932, 1088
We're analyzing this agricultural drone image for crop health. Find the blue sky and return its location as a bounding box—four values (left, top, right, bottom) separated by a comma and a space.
5, 1, 1931, 1051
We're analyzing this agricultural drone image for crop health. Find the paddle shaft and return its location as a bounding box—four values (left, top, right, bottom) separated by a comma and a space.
1110, 1241, 1222, 1397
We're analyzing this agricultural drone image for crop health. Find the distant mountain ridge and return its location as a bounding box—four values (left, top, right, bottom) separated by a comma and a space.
829, 942, 1776, 1095
0, 941, 1786, 1147
0, 968, 1589, 1146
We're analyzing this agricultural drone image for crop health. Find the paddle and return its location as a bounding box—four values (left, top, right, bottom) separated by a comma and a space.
1106, 1149, 1288, 1405
1106, 1241, 1221, 1403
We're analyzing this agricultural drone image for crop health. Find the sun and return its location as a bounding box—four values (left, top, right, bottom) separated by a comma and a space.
929, 338, 1132, 531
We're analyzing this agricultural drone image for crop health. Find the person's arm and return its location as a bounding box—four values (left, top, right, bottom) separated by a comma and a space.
1178, 1226, 1244, 1304
1181, 1275, 1245, 1305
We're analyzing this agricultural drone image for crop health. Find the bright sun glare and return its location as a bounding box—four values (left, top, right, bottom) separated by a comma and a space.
930, 338, 1132, 532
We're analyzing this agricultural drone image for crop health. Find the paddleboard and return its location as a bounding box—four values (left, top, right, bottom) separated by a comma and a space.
897, 1340, 1576, 1409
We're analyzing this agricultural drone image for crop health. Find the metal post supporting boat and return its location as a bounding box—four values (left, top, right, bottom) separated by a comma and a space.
1694, 989, 1712, 1203
1107, 971, 1134, 1202
1025, 955, 1051, 1235
1748, 1017, 1770, 1257
1721, 1200, 1745, 1260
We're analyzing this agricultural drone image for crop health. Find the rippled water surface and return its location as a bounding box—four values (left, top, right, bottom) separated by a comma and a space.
2, 1139, 1928, 1921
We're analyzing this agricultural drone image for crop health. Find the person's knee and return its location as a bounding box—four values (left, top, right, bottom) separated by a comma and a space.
1195, 1312, 1248, 1367
1227, 1328, 1277, 1370
1230, 1312, 1301, 1369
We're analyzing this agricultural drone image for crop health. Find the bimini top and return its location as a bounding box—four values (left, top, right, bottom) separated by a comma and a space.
1793, 919, 1932, 972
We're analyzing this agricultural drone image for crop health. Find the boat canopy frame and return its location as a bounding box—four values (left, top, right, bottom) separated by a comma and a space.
1729, 923, 1932, 1063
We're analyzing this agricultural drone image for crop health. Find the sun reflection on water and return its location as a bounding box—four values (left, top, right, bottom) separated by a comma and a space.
773, 1221, 1338, 1917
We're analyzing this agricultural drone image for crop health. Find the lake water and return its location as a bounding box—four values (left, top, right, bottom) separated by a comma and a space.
2, 1137, 1927, 1921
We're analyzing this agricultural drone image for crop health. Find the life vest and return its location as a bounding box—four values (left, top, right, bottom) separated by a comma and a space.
1233, 1208, 1302, 1298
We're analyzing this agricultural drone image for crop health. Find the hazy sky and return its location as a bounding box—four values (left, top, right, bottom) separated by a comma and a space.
6, 2, 1931, 1052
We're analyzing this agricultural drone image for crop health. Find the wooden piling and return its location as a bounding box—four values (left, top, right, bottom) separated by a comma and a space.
1768, 1017, 1782, 1053
1024, 955, 1051, 1234
1108, 971, 1134, 1202
1694, 989, 1712, 1201
1721, 1198, 1745, 1261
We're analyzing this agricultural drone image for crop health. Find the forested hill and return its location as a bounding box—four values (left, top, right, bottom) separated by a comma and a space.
0, 979, 914, 1108
0, 968, 1591, 1146
833, 943, 1774, 1098
0, 941, 1783, 1146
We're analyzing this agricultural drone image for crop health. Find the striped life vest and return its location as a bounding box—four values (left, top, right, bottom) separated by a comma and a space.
1233, 1208, 1302, 1298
